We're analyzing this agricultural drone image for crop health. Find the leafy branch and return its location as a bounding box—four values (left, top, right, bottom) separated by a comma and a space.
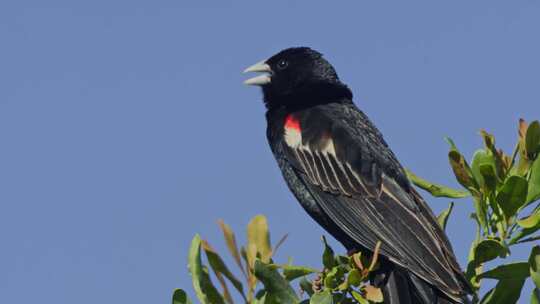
174, 120, 540, 303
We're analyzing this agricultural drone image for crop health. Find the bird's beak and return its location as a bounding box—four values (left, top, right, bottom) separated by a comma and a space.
243, 60, 272, 86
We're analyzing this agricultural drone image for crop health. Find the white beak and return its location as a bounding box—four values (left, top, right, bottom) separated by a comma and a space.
243, 60, 272, 86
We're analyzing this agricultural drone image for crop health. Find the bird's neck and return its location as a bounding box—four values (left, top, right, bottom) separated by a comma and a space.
263, 81, 353, 112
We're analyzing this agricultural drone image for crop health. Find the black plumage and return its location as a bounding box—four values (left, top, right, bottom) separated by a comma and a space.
244, 47, 472, 304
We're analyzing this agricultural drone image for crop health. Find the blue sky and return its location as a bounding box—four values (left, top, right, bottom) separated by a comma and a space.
1, 1, 539, 303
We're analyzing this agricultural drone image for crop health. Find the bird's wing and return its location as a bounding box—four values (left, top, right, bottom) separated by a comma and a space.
281, 103, 468, 300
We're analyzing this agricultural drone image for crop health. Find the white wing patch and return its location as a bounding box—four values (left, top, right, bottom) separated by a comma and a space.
284, 126, 302, 148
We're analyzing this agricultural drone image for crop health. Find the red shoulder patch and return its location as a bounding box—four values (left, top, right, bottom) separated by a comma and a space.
284, 114, 301, 131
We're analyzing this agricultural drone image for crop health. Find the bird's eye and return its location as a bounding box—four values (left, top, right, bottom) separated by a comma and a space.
277, 59, 288, 70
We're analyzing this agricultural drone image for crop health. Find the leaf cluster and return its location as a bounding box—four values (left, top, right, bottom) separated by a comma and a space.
407, 120, 540, 303
173, 215, 383, 304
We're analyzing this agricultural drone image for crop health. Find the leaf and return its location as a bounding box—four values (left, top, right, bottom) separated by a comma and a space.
517, 210, 540, 229
321, 236, 335, 269
347, 268, 363, 287
531, 246, 540, 289
217, 220, 246, 278
449, 150, 476, 189
247, 215, 272, 263
480, 129, 496, 151
509, 226, 539, 245
172, 289, 193, 304
472, 195, 488, 233
437, 202, 454, 231
465, 213, 483, 289
480, 130, 506, 179
253, 259, 299, 303
323, 266, 340, 289
309, 290, 333, 304
406, 170, 470, 198
351, 290, 369, 304
477, 262, 529, 280
526, 121, 540, 159
364, 285, 384, 303
519, 119, 528, 141
471, 150, 495, 189
445, 137, 458, 151
474, 239, 508, 265
479, 277, 527, 304
188, 235, 225, 304
479, 164, 498, 193
201, 240, 246, 301
281, 265, 317, 281
299, 277, 314, 297
527, 157, 540, 204
188, 235, 209, 303
248, 243, 260, 269
496, 175, 528, 218
368, 241, 382, 272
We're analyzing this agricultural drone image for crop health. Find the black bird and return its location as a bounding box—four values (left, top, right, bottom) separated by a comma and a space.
243, 47, 472, 304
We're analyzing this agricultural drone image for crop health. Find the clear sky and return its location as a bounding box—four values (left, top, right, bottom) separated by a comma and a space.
1, 1, 539, 303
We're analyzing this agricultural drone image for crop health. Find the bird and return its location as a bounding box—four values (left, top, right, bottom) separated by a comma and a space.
243, 47, 472, 304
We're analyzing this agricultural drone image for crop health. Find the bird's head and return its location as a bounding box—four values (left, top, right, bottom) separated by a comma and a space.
243, 47, 351, 109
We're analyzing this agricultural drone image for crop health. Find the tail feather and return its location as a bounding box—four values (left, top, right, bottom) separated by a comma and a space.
380, 269, 413, 304
375, 267, 470, 304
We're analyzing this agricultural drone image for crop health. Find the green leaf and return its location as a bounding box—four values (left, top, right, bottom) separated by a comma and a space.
472, 195, 488, 233
351, 290, 369, 304
247, 215, 272, 263
466, 214, 483, 289
310, 290, 334, 304
201, 240, 246, 301
347, 268, 363, 287
479, 164, 498, 193
517, 210, 540, 229
253, 259, 299, 303
530, 246, 540, 289
281, 265, 317, 281
252, 290, 267, 304
471, 150, 495, 189
172, 289, 192, 304
323, 266, 340, 289
474, 239, 508, 265
531, 288, 540, 304
445, 137, 458, 151
437, 202, 454, 231
188, 235, 225, 304
479, 277, 527, 304
477, 262, 529, 280
509, 226, 539, 245
496, 175, 528, 218
299, 277, 314, 297
526, 121, 540, 159
188, 235, 209, 303
527, 157, 540, 204
321, 236, 335, 269
406, 170, 470, 198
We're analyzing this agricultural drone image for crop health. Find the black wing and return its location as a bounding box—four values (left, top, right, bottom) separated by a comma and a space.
281, 102, 469, 301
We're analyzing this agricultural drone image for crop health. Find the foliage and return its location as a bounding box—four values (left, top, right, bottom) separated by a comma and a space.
174, 120, 540, 303
175, 215, 382, 304
407, 119, 540, 303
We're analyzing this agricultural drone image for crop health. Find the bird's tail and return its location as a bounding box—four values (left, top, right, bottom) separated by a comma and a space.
374, 267, 469, 304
